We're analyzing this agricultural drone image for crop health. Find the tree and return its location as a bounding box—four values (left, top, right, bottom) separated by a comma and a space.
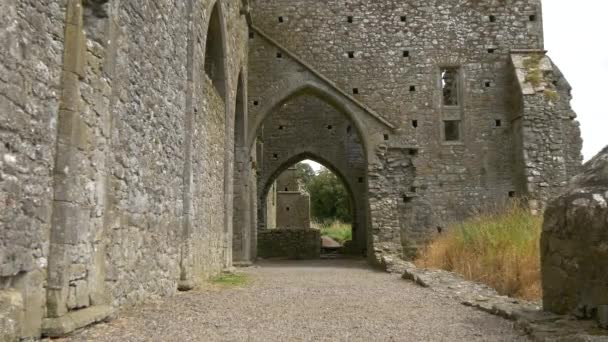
307, 167, 352, 223
295, 162, 315, 191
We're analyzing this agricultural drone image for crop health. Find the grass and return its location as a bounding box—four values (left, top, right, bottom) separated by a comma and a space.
415, 202, 542, 301
210, 273, 249, 287
313, 220, 352, 243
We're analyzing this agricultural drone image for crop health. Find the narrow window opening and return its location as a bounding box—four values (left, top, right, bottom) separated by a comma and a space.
383, 134, 389, 141
485, 81, 492, 88
352, 88, 359, 94
495, 119, 502, 127
403, 50, 410, 58
403, 195, 413, 203
278, 16, 284, 23
412, 120, 418, 128
327, 125, 333, 130
529, 14, 537, 22
272, 153, 278, 159
400, 15, 407, 22
284, 187, 288, 191
276, 52, 282, 59
409, 85, 416, 92
508, 191, 516, 198
487, 48, 496, 54
489, 15, 496, 22
278, 125, 284, 130
253, 100, 259, 106
443, 120, 461, 142
348, 51, 355, 58
441, 67, 459, 106
408, 149, 418, 156
347, 16, 353, 23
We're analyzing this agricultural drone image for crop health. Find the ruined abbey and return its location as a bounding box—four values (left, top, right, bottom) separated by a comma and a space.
0, 0, 594, 339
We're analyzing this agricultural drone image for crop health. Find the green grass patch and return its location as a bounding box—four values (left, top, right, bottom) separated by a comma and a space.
210, 273, 249, 287
315, 220, 352, 243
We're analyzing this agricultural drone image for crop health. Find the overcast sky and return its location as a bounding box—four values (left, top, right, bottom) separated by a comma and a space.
543, 0, 607, 160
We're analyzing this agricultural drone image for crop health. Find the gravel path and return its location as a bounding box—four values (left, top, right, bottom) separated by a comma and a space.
64, 259, 528, 342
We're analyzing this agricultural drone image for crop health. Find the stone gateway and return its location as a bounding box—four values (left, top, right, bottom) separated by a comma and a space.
0, 0, 585, 339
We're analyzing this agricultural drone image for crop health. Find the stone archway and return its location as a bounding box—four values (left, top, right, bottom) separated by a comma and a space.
254, 90, 370, 255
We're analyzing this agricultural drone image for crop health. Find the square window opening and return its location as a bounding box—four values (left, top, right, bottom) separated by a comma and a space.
253, 100, 259, 106
347, 16, 353, 23
348, 51, 355, 58
443, 120, 461, 142
352, 88, 359, 94
409, 85, 416, 92
485, 81, 492, 88
441, 67, 460, 106
276, 52, 282, 59
400, 15, 407, 22
403, 50, 410, 58
327, 125, 333, 130
489, 15, 496, 22
529, 14, 537, 22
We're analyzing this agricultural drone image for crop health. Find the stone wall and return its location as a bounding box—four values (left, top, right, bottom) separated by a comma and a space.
249, 0, 583, 260
276, 192, 311, 229
541, 146, 608, 327
0, 0, 251, 338
258, 229, 321, 259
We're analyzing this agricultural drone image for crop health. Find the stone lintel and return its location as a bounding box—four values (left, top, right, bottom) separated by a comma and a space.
41, 305, 115, 337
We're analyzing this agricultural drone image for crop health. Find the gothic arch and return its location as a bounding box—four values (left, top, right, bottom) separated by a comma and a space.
204, 0, 229, 103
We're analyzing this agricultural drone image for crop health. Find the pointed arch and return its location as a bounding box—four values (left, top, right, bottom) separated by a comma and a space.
204, 0, 229, 103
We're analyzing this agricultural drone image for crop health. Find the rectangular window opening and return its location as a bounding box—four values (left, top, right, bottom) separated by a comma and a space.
489, 15, 496, 22
352, 88, 359, 94
347, 16, 353, 23
495, 119, 502, 127
485, 81, 492, 88
403, 50, 410, 58
529, 14, 537, 22
409, 85, 416, 92
487, 48, 496, 54
278, 16, 284, 23
276, 52, 282, 59
441, 67, 459, 106
348, 51, 355, 58
412, 120, 418, 128
358, 177, 364, 183
400, 15, 407, 22
249, 32, 255, 39
443, 120, 461, 142
383, 134, 389, 141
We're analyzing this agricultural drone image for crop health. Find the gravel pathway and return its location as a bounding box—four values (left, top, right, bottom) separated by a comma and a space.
64, 259, 528, 342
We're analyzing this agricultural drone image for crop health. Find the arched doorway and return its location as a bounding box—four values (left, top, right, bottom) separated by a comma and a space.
254, 91, 370, 256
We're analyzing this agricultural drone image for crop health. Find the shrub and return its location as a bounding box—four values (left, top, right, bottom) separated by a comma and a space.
415, 203, 542, 300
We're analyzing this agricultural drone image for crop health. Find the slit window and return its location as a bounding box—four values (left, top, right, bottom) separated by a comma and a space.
278, 16, 284, 23
441, 67, 459, 106
412, 120, 418, 128
443, 120, 461, 142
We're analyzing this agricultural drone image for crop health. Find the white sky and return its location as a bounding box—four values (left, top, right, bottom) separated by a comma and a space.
543, 0, 607, 160
305, 1, 607, 172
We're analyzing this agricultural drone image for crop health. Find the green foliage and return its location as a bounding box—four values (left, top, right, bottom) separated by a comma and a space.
306, 168, 352, 223
210, 273, 249, 287
318, 221, 352, 243
523, 53, 544, 88
294, 162, 316, 191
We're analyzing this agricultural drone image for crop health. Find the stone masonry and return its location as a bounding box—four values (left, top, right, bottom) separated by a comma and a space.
541, 146, 608, 329
0, 0, 584, 339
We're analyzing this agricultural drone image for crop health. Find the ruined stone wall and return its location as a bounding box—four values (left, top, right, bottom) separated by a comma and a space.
541, 146, 608, 327
258, 229, 321, 259
276, 192, 311, 229
249, 0, 582, 259
0, 0, 250, 338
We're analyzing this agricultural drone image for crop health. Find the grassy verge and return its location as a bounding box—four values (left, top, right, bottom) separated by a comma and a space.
314, 220, 352, 243
210, 273, 249, 287
415, 203, 542, 301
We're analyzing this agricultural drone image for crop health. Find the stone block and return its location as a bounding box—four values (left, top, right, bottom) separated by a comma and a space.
0, 290, 24, 342
42, 305, 115, 337
598, 305, 608, 330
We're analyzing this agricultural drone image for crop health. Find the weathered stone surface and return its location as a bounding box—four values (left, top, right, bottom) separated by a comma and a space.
41, 305, 115, 337
258, 229, 321, 259
541, 146, 608, 327
0, 290, 23, 342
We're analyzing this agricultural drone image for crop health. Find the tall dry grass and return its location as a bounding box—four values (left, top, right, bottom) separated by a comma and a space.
415, 203, 542, 301
313, 220, 352, 243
